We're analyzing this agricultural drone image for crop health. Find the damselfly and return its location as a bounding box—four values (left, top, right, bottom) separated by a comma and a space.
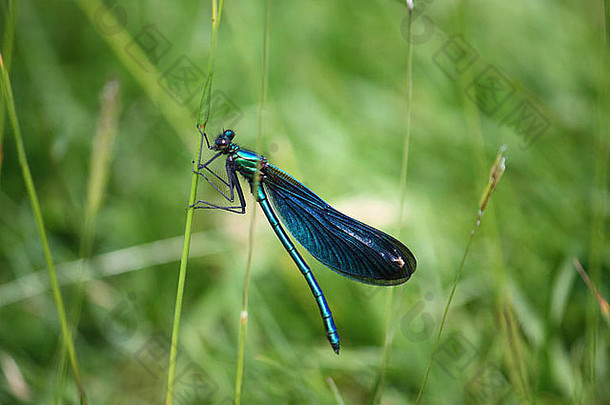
193, 129, 417, 354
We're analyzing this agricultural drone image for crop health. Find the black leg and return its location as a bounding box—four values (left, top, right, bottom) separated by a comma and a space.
194, 156, 242, 202
195, 126, 218, 184
191, 163, 246, 214
197, 125, 212, 154
193, 152, 234, 199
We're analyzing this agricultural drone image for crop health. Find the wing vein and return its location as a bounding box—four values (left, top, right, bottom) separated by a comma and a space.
262, 165, 416, 285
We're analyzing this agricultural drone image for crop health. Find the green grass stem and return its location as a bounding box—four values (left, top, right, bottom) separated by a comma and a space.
235, 1, 270, 403
500, 301, 532, 403
0, 0, 17, 180
164, 171, 199, 405
80, 79, 121, 259
585, 0, 610, 400
0, 52, 87, 404
370, 3, 414, 403
453, 6, 530, 401
415, 146, 507, 404
166, 1, 225, 403
197, 0, 226, 126
327, 376, 345, 405
235, 217, 255, 405
574, 258, 610, 325
55, 78, 121, 403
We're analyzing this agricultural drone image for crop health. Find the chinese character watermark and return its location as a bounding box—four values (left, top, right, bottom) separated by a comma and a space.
92, 2, 242, 131
401, 3, 553, 149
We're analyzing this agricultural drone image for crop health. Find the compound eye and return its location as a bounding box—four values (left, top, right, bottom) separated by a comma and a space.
224, 129, 235, 140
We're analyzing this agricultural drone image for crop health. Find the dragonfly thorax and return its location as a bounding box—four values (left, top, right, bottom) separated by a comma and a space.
231, 149, 267, 183
211, 129, 266, 182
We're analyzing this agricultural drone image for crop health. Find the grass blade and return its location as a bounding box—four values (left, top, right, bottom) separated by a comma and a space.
1, 352, 32, 402
235, 1, 270, 403
452, 5, 530, 401
500, 300, 532, 403
584, 0, 610, 399
0, 230, 226, 308
55, 78, 121, 402
327, 376, 345, 405
574, 258, 610, 325
0, 0, 17, 180
82, 78, 121, 256
415, 146, 507, 404
165, 172, 199, 405
0, 52, 87, 403
371, 2, 414, 403
165, 1, 226, 404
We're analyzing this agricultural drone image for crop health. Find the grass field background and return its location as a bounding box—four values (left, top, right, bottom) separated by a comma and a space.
0, 0, 608, 403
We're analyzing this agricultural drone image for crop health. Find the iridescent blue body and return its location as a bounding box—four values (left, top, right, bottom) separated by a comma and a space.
193, 129, 417, 354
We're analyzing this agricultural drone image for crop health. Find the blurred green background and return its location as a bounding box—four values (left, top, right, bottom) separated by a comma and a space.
0, 0, 608, 403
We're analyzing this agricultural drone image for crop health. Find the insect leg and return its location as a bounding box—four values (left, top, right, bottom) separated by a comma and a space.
191, 161, 246, 214
193, 152, 236, 200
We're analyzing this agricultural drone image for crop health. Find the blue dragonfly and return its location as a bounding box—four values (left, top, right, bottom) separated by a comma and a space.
192, 129, 417, 353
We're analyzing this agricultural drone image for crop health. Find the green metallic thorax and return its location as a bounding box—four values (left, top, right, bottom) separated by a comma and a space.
227, 144, 267, 185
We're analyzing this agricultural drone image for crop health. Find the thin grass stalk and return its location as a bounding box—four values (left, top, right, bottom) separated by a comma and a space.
80, 78, 121, 265
602, 0, 610, 45
0, 52, 87, 404
165, 1, 225, 404
234, 216, 254, 405
0, 0, 17, 180
370, 2, 413, 403
573, 258, 610, 325
370, 286, 395, 404
584, 0, 610, 403
507, 304, 531, 402
55, 78, 121, 402
584, 0, 610, 399
499, 301, 532, 403
197, 0, 225, 126
583, 2, 610, 401
165, 172, 199, 405
490, 218, 529, 403
452, 5, 530, 400
415, 146, 507, 404
235, 1, 270, 403
0, 230, 226, 308
327, 377, 346, 405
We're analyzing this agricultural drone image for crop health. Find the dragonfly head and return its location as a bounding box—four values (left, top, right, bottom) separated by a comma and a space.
212, 129, 236, 152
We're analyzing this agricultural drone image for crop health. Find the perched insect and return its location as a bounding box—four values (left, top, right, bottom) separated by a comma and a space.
192, 128, 416, 353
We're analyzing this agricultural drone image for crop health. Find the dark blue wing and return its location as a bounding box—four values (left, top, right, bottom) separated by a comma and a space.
262, 164, 416, 285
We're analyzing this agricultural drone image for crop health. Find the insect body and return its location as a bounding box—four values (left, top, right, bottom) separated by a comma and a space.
193, 129, 417, 353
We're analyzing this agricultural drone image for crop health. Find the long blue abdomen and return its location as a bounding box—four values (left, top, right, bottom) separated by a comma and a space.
255, 184, 341, 354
